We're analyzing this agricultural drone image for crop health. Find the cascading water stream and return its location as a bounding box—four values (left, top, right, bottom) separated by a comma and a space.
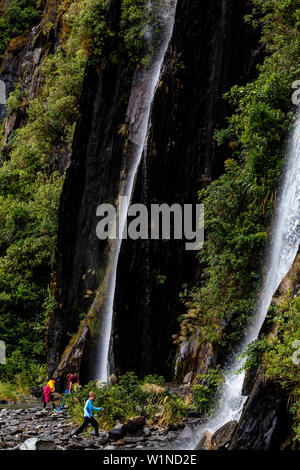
175, 109, 300, 450
95, 0, 177, 383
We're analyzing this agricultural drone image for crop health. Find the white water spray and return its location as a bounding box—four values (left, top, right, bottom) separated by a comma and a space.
96, 0, 177, 383
180, 109, 300, 449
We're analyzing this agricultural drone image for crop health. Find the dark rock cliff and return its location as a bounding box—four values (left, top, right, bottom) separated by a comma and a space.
229, 251, 300, 450
47, 0, 126, 382
229, 376, 291, 450
48, 0, 263, 384
113, 0, 262, 379
0, 0, 296, 452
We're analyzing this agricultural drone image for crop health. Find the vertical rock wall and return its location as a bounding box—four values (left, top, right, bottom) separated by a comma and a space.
113, 0, 262, 379
48, 0, 263, 382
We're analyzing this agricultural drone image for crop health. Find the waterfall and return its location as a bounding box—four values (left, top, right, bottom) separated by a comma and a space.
0, 80, 6, 104
178, 109, 300, 449
95, 0, 177, 383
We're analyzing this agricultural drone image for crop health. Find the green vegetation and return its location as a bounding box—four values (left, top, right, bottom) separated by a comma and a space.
241, 293, 300, 444
0, 0, 109, 383
191, 366, 224, 417
0, 0, 164, 386
0, 381, 29, 401
175, 0, 300, 351
0, 0, 91, 383
67, 372, 188, 429
239, 337, 268, 372
263, 296, 300, 388
264, 295, 300, 443
0, 362, 46, 401
0, 0, 42, 59
0, 0, 298, 449
120, 0, 163, 66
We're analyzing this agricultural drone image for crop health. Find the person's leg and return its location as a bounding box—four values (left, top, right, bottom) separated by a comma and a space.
74, 417, 89, 436
50, 393, 55, 409
59, 389, 68, 410
90, 417, 99, 437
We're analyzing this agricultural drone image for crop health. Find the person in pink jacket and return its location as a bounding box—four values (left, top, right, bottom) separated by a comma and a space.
43, 379, 56, 409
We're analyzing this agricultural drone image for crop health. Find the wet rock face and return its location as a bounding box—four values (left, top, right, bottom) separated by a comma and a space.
211, 420, 237, 449
229, 377, 290, 450
48, 0, 263, 382
196, 431, 212, 450
196, 421, 237, 450
47, 1, 127, 383
175, 340, 217, 383
113, 0, 263, 379
232, 249, 300, 450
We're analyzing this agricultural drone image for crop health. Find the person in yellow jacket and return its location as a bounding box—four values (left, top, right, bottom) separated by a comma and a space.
47, 379, 55, 391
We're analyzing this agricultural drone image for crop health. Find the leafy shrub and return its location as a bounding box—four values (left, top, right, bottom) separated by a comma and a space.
143, 374, 164, 386
263, 295, 300, 389
0, 350, 47, 389
240, 293, 300, 444
191, 366, 224, 417
0, 0, 42, 59
66, 372, 187, 430
159, 396, 188, 426
239, 337, 268, 372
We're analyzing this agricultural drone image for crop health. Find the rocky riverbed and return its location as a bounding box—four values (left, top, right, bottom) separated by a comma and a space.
0, 406, 205, 450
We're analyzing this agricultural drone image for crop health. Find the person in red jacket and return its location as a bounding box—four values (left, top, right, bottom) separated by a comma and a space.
58, 373, 80, 410
67, 373, 79, 393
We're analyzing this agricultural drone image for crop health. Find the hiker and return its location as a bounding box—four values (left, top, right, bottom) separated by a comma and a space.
58, 373, 80, 410
73, 391, 103, 438
67, 373, 79, 393
43, 379, 56, 409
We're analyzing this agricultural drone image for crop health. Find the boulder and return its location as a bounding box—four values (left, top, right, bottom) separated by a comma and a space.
109, 374, 118, 385
9, 420, 20, 426
10, 427, 20, 435
123, 436, 144, 443
211, 421, 237, 449
167, 422, 182, 431
36, 440, 57, 450
20, 438, 56, 450
109, 424, 125, 440
183, 372, 193, 385
123, 416, 145, 434
196, 431, 212, 450
30, 386, 43, 399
